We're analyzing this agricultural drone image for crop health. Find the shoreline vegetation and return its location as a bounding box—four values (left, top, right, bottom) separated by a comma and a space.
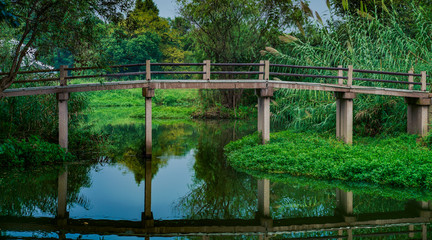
224, 130, 432, 190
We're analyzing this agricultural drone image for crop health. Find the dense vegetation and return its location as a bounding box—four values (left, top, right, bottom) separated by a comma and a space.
225, 131, 432, 189
2, 0, 432, 168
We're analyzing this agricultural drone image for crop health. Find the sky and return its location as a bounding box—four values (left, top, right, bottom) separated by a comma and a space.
153, 0, 332, 21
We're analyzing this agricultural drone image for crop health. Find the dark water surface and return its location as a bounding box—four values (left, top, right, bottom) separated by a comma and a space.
1, 107, 431, 239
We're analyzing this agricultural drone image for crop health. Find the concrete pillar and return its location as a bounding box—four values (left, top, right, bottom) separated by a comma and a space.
58, 65, 69, 150
142, 159, 154, 227
143, 88, 155, 158
335, 92, 355, 144
57, 167, 68, 226
406, 97, 431, 137
257, 88, 273, 144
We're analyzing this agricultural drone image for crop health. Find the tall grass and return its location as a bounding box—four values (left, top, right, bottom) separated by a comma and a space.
267, 6, 432, 135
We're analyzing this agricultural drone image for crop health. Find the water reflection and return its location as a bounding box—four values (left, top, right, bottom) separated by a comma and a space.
1, 162, 430, 239
1, 118, 431, 239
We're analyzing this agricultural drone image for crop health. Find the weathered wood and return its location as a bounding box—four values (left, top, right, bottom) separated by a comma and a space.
347, 65, 353, 87
264, 60, 269, 81
203, 60, 211, 80
421, 71, 427, 91
58, 65, 69, 150
408, 70, 414, 90
338, 65, 343, 85
146, 60, 151, 81
3, 80, 430, 98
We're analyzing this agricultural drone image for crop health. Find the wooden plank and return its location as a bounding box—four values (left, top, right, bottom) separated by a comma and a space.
1, 80, 430, 98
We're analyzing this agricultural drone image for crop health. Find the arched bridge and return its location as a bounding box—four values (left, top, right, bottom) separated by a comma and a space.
1, 60, 430, 153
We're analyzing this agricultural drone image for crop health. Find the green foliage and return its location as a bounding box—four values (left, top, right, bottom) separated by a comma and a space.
1, 0, 133, 91
225, 131, 432, 189
0, 0, 18, 27
176, 0, 309, 109
102, 26, 163, 64
0, 136, 75, 167
267, 7, 432, 135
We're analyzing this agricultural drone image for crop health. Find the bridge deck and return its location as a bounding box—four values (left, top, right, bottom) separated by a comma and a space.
1, 80, 429, 98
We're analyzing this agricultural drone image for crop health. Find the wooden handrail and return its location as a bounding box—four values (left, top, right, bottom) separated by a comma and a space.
6, 61, 428, 90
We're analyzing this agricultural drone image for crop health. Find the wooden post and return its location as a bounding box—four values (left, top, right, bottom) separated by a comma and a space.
422, 224, 427, 240
146, 60, 151, 82
203, 60, 211, 81
57, 167, 68, 226
347, 65, 353, 87
264, 60, 270, 82
338, 229, 344, 240
408, 70, 414, 90
58, 65, 69, 150
257, 61, 265, 133
338, 65, 343, 85
143, 89, 155, 158
335, 93, 355, 144
409, 225, 415, 238
421, 71, 427, 91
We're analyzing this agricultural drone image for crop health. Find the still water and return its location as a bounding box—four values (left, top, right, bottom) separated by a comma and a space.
0, 107, 431, 239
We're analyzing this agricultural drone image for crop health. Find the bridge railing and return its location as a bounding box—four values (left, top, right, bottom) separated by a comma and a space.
2, 60, 428, 91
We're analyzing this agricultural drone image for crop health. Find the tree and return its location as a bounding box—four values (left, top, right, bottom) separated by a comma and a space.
0, 0, 133, 92
176, 0, 309, 108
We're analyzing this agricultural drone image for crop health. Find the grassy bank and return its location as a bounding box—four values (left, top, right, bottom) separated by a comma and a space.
225, 131, 432, 190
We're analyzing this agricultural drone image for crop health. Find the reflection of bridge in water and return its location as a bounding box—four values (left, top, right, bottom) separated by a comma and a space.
1, 160, 430, 239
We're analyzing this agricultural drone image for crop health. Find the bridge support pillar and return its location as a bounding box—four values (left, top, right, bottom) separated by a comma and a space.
405, 97, 431, 137
257, 88, 273, 144
335, 92, 355, 144
143, 88, 155, 158
58, 65, 69, 150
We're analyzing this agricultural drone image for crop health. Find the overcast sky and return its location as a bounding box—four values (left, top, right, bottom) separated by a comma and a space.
153, 0, 332, 21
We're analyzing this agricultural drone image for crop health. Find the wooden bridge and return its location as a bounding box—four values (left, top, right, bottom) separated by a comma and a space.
1, 60, 431, 152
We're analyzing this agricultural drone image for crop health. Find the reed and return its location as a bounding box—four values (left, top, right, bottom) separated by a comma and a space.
267, 6, 432, 135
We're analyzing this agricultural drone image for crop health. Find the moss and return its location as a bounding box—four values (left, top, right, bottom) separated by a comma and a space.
225, 131, 432, 190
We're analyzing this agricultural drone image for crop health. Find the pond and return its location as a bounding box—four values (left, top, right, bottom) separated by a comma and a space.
0, 107, 430, 239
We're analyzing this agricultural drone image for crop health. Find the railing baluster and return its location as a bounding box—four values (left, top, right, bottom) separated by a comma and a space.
146, 60, 151, 82
421, 71, 426, 91
347, 65, 353, 87
338, 65, 343, 85
408, 69, 414, 90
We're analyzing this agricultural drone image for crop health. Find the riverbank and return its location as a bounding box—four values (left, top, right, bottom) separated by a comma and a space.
224, 130, 432, 190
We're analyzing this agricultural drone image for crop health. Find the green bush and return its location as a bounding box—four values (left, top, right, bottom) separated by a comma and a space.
225, 131, 432, 189
0, 136, 75, 167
